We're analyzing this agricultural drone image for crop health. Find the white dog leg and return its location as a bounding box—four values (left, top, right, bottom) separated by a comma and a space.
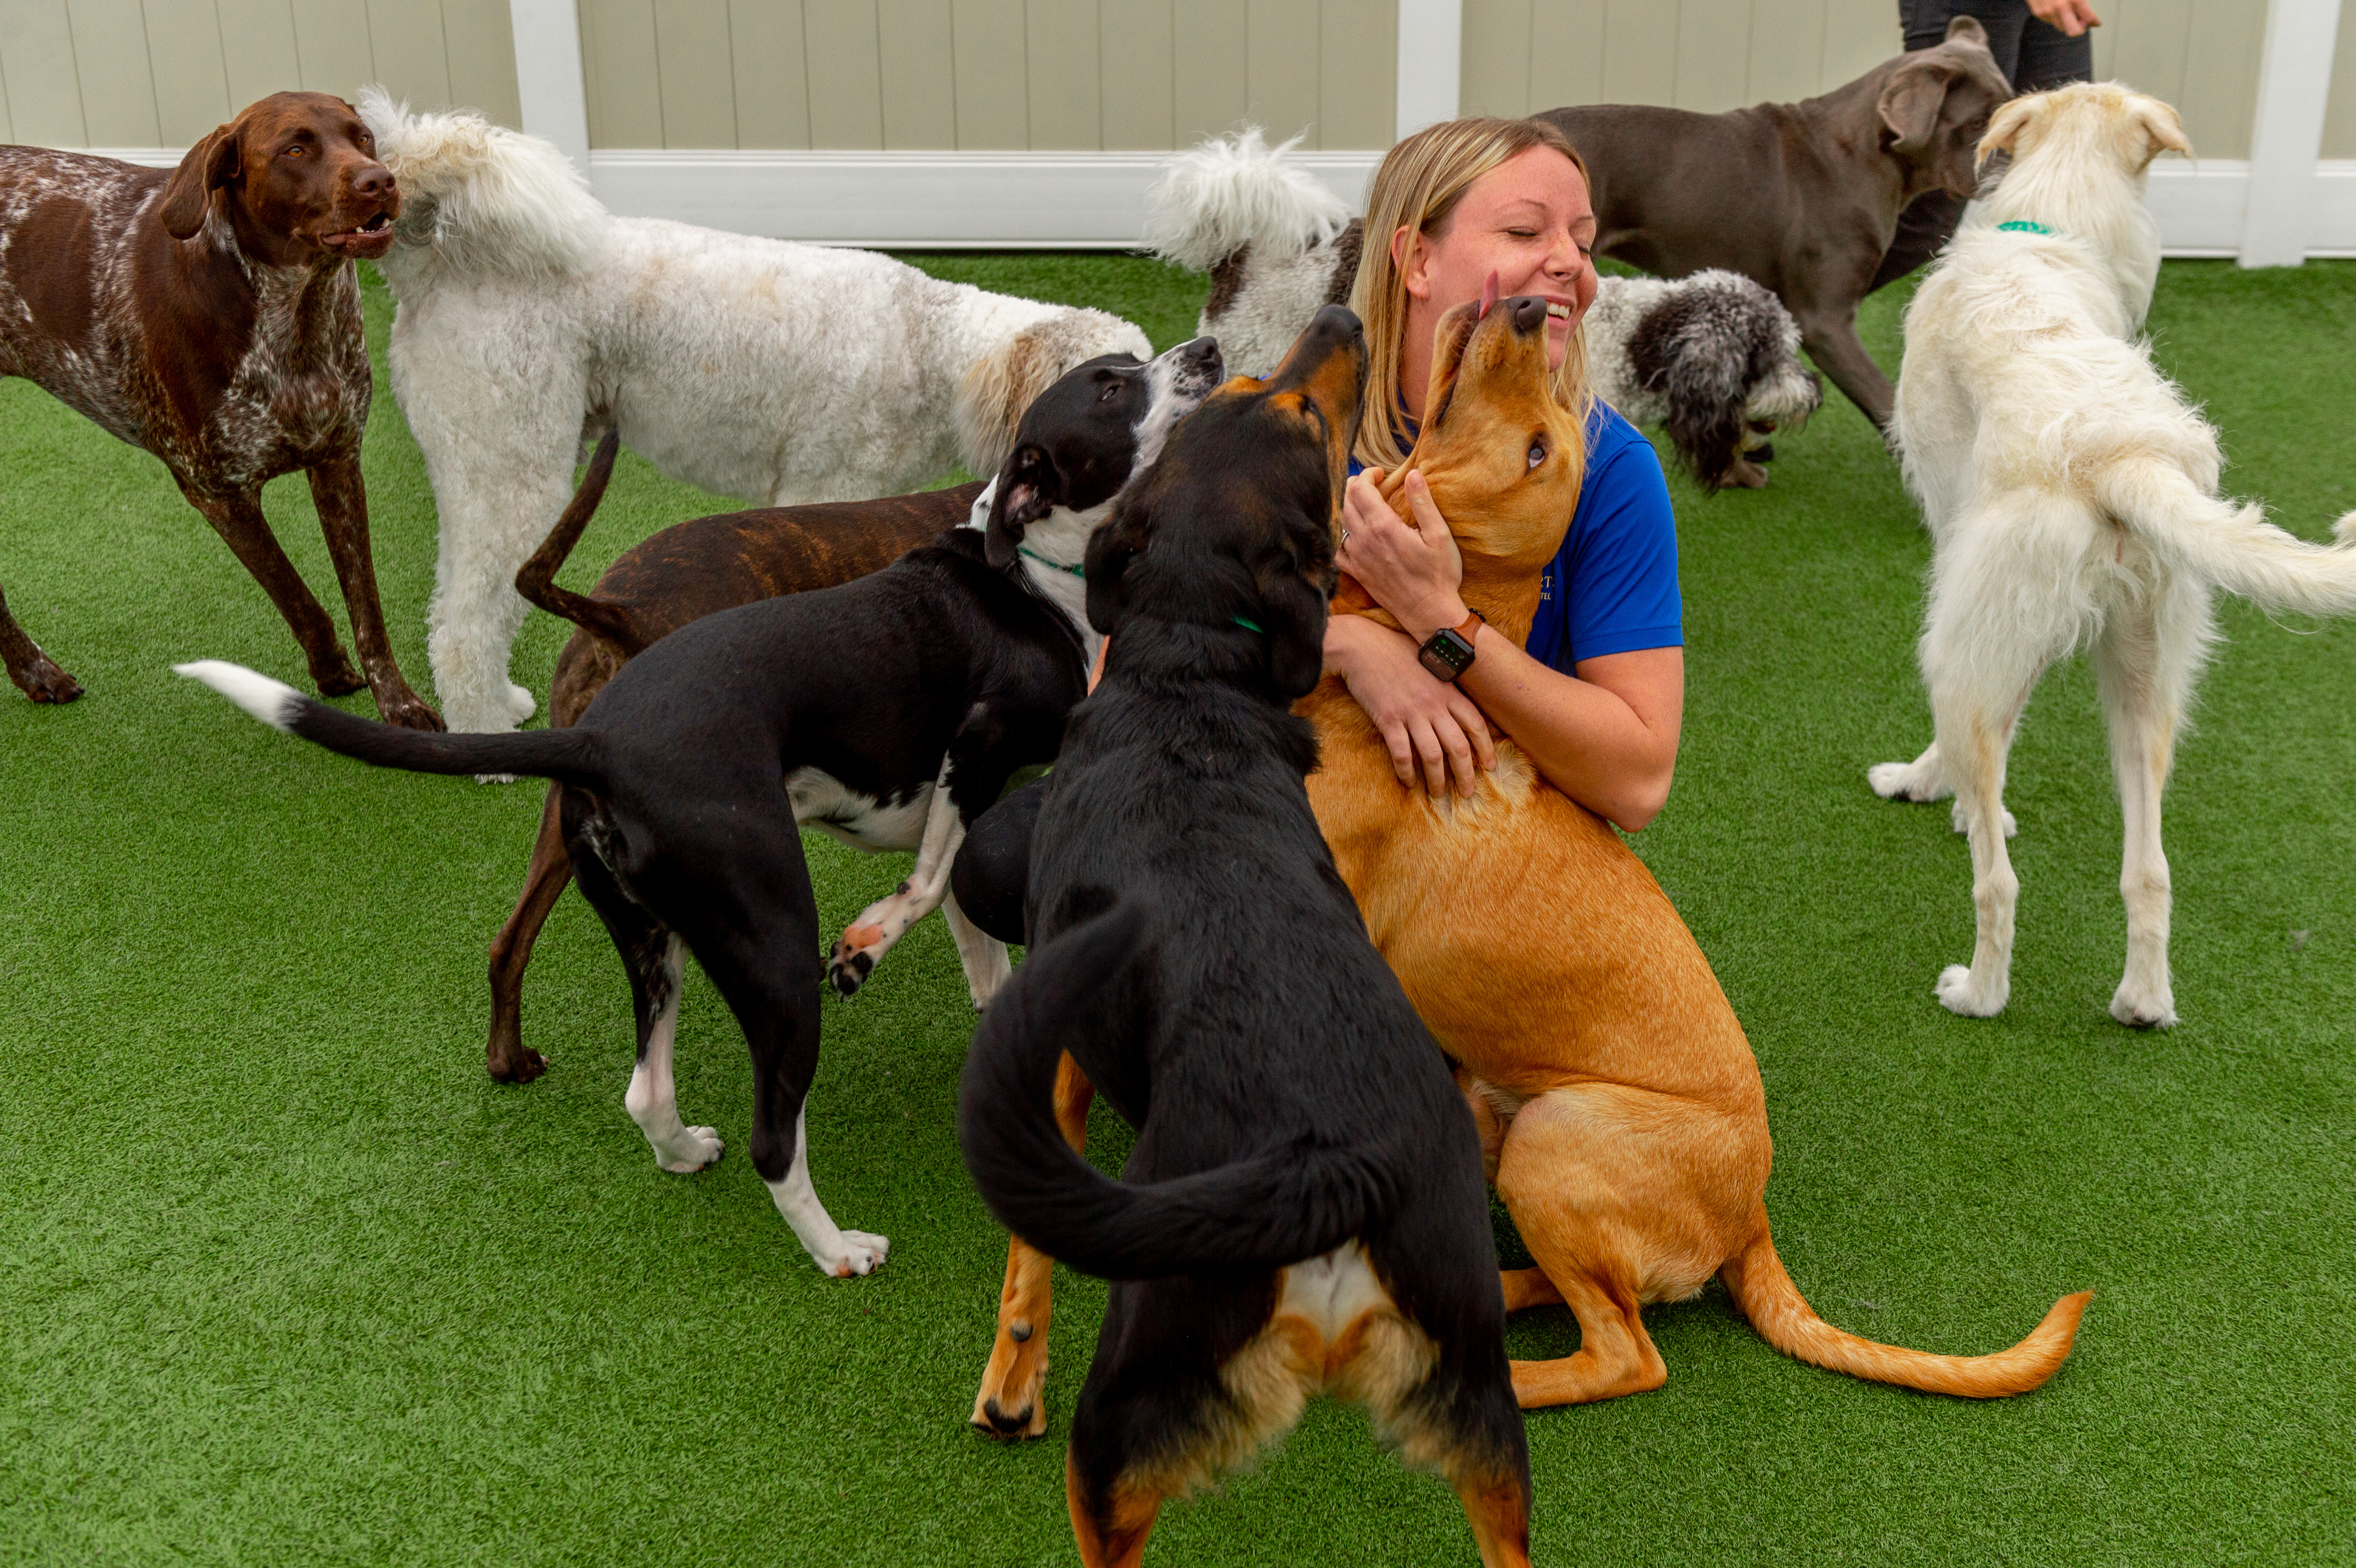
944, 888, 1012, 1010
1931, 703, 2025, 1019
622, 936, 726, 1172
827, 762, 967, 997
2097, 608, 2183, 1028
767, 1107, 889, 1277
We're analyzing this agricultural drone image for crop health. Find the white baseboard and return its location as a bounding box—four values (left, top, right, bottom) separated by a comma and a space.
70, 148, 2356, 259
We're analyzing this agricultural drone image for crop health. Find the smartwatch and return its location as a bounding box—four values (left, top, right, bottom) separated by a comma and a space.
1416, 610, 1484, 683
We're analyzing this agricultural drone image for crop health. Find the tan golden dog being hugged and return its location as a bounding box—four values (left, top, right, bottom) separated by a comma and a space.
969, 296, 2089, 1440
1302, 294, 2090, 1405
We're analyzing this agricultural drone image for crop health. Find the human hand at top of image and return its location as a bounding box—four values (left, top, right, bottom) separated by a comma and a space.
2026, 0, 2100, 37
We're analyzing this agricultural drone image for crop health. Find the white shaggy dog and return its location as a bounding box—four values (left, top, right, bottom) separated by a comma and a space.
1870, 82, 2356, 1027
1143, 127, 1822, 488
357, 91, 1152, 734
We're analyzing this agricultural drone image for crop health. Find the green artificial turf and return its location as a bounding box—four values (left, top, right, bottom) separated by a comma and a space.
2, 251, 2352, 1566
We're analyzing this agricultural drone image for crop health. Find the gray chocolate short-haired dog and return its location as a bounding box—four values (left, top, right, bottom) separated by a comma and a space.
1144, 129, 1821, 489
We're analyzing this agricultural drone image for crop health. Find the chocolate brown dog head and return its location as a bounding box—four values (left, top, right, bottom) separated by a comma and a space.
1391, 293, 1585, 580
1878, 16, 2013, 200
159, 91, 398, 265
1085, 304, 1366, 698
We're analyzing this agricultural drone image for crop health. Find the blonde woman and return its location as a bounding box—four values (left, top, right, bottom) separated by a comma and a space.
946, 118, 1684, 942
1332, 116, 1684, 830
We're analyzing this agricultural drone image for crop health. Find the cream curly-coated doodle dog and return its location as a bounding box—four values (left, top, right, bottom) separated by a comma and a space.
356, 90, 1151, 734
1872, 82, 2356, 1026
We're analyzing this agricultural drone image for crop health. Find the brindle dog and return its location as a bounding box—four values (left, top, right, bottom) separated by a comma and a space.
0, 91, 435, 727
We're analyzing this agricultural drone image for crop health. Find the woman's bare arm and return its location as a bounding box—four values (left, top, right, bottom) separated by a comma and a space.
1333, 468, 1682, 830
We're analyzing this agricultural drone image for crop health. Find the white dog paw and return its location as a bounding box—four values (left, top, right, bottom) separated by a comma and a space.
1934, 963, 2008, 1017
1868, 761, 1947, 803
1948, 801, 2019, 838
655, 1125, 725, 1174
818, 1231, 891, 1278
505, 682, 537, 724
2109, 985, 2177, 1029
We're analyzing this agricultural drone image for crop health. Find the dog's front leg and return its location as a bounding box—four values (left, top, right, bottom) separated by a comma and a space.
972, 1052, 1093, 1438
828, 760, 966, 997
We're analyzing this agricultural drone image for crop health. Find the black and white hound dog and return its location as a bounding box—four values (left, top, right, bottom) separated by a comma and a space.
179, 337, 1225, 1279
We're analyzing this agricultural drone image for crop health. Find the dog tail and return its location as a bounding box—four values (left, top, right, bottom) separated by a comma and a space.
958, 898, 1394, 1280
2103, 463, 2356, 619
355, 85, 607, 279
174, 661, 608, 789
512, 431, 655, 659
1142, 125, 1352, 273
1722, 1222, 2091, 1398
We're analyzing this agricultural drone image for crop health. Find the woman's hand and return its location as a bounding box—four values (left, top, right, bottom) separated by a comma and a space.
1324, 615, 1496, 797
1338, 469, 1468, 641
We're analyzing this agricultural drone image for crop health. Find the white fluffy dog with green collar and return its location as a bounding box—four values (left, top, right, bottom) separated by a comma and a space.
1872, 81, 2356, 1027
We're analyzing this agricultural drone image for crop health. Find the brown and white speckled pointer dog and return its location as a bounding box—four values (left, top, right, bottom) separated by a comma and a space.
0, 91, 437, 728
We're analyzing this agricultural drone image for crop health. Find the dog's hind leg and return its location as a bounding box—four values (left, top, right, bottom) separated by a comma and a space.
484, 784, 574, 1083
828, 760, 965, 997
972, 1052, 1093, 1438
2095, 590, 2202, 1028
943, 890, 1012, 1010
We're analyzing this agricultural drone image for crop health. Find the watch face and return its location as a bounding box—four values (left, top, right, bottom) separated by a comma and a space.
1418, 629, 1475, 682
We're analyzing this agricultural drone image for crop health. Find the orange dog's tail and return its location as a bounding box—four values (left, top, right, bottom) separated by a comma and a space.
1720, 1224, 2091, 1398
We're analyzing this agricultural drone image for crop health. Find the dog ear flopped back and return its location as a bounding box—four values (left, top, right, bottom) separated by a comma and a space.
2130, 98, 2192, 165
984, 444, 1059, 569
160, 122, 242, 239
1876, 58, 1963, 156
1083, 498, 1152, 636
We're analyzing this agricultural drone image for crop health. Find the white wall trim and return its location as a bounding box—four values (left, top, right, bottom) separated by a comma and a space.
2242, 0, 2343, 266
65, 148, 2356, 260
1395, 0, 1463, 139
508, 0, 591, 173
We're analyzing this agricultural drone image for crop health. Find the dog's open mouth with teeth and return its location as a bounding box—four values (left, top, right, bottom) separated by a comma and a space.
320, 210, 396, 260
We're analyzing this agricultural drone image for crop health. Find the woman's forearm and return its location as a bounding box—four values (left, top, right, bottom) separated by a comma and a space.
1456, 632, 1683, 831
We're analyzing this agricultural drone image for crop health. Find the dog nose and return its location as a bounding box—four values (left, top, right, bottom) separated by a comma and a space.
353, 164, 394, 202
1182, 336, 1218, 364
1510, 296, 1548, 334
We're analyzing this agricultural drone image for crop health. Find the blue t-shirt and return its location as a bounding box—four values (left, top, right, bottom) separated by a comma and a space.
1350, 402, 1682, 672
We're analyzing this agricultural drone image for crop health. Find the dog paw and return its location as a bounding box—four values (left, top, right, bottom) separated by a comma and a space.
972, 1325, 1051, 1440
8, 654, 82, 703
504, 682, 537, 724
654, 1125, 725, 1174
2109, 985, 2176, 1029
826, 928, 882, 998
487, 1046, 548, 1084
379, 690, 446, 732
1934, 963, 2008, 1017
1868, 760, 1947, 802
311, 651, 366, 697
820, 1231, 890, 1277
1948, 800, 2018, 838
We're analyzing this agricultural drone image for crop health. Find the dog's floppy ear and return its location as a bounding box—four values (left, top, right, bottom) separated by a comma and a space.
1083, 497, 1152, 636
1418, 302, 1481, 434
1245, 504, 1339, 699
160, 122, 242, 240
1943, 13, 1988, 48
1976, 94, 2040, 174
2130, 96, 2192, 165
985, 444, 1061, 569
1877, 59, 1958, 156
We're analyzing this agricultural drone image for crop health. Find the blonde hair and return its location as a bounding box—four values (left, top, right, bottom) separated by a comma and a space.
1347, 117, 1595, 483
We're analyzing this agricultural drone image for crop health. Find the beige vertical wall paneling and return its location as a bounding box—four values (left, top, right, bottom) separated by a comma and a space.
1319, 0, 1397, 149
950, 0, 1029, 149
367, 0, 453, 117
441, 1, 523, 127
1746, 0, 1828, 105
1602, 0, 1677, 105
1027, 0, 1102, 149
67, 0, 160, 145
3, 2, 86, 146
1174, 0, 1249, 144
141, 1, 232, 143
216, 0, 305, 119
1674, 0, 1755, 109
654, 0, 739, 147
1530, 0, 1607, 112
581, 0, 665, 146
2173, 0, 2262, 158
2321, 0, 2356, 158
879, 0, 958, 149
1101, 0, 1176, 150
1460, 0, 1530, 116
731, 0, 812, 149
1246, 0, 1321, 145
289, 0, 375, 108
803, 0, 884, 147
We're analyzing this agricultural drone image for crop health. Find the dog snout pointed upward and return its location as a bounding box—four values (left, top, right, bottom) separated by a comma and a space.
1507, 295, 1549, 335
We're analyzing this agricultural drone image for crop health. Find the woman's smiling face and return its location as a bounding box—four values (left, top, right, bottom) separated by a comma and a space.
1396, 145, 1597, 370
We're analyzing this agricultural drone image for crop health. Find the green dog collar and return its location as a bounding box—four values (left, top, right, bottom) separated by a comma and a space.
1018, 544, 1086, 578
1231, 616, 1265, 633
1996, 220, 2055, 236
